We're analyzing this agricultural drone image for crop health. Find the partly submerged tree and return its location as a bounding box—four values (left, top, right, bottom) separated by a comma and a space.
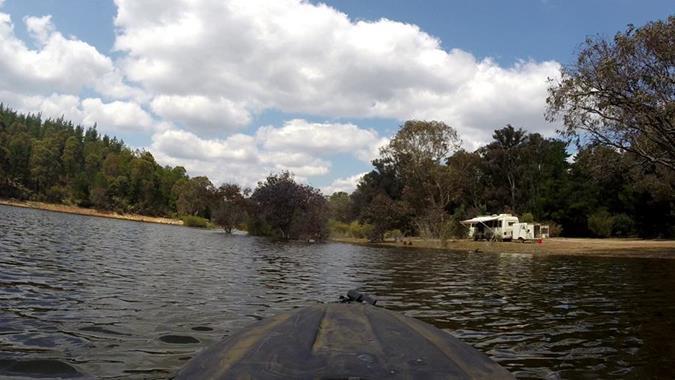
211, 183, 248, 233
249, 172, 329, 240
546, 16, 675, 170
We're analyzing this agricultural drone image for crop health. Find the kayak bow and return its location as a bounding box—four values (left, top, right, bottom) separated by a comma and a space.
176, 292, 512, 379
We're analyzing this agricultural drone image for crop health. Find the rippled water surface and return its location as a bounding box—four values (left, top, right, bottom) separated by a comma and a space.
1, 205, 675, 379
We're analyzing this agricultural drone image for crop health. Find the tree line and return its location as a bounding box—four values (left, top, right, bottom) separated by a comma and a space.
0, 16, 672, 241
329, 16, 674, 241
330, 121, 673, 241
0, 106, 329, 240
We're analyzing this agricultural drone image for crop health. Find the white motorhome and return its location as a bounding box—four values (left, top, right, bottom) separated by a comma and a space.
461, 214, 549, 242
512, 223, 550, 241
461, 214, 519, 241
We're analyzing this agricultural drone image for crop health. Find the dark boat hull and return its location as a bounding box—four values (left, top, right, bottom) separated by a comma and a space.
176, 303, 512, 379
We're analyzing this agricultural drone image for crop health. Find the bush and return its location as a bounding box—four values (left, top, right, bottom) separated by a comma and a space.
328, 220, 375, 239
587, 210, 614, 237
247, 217, 273, 236
612, 213, 635, 237
328, 219, 351, 237
182, 215, 209, 228
349, 221, 373, 239
521, 212, 535, 223
542, 221, 563, 237
384, 229, 403, 240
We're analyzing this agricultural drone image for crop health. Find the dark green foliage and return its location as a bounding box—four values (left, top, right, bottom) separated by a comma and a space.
352, 120, 674, 239
361, 193, 408, 242
547, 16, 675, 170
249, 172, 329, 240
327, 192, 353, 223
1, 99, 672, 240
612, 214, 636, 237
588, 210, 614, 238
0, 104, 189, 216
211, 183, 248, 233
520, 213, 534, 223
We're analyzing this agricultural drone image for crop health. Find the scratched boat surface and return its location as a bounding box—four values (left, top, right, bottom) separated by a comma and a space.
176, 303, 513, 379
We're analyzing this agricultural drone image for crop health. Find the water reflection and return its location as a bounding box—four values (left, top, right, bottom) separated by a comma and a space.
1, 205, 675, 378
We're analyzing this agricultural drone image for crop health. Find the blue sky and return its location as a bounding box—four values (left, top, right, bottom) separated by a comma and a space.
0, 0, 671, 192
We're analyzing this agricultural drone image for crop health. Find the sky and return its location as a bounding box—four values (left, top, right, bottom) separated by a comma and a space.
0, 0, 672, 193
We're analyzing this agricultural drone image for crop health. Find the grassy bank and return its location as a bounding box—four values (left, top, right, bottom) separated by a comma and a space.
0, 199, 183, 226
331, 237, 675, 259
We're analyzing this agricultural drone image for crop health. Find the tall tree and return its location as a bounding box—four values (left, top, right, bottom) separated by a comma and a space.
546, 16, 675, 170
249, 172, 328, 240
327, 191, 353, 223
381, 120, 461, 237
212, 183, 248, 233
480, 125, 528, 212
173, 176, 215, 217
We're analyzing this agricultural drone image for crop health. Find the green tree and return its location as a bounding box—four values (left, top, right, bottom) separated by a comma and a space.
7, 129, 32, 183
547, 16, 675, 170
480, 125, 528, 212
362, 193, 408, 242
327, 191, 353, 223
381, 120, 461, 238
61, 136, 82, 181
30, 139, 61, 195
249, 172, 329, 240
588, 209, 615, 237
212, 183, 248, 233
173, 176, 215, 217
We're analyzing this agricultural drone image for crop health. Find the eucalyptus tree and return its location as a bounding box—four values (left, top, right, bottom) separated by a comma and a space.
547, 16, 675, 170
380, 120, 461, 237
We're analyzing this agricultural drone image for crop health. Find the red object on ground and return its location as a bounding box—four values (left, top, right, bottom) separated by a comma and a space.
537, 239, 543, 244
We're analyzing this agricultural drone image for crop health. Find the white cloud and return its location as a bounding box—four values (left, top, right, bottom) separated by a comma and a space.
24, 15, 54, 44
148, 116, 391, 187
113, 0, 560, 143
150, 95, 251, 132
0, 12, 128, 97
0, 0, 565, 192
256, 119, 383, 162
149, 125, 334, 186
81, 98, 156, 132
0, 91, 157, 135
151, 129, 257, 162
322, 172, 367, 195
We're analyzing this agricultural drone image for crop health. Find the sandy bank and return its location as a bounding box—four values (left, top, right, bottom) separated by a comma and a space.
0, 199, 183, 226
331, 237, 675, 259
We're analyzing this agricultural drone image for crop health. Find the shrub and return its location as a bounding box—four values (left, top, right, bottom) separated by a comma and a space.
542, 221, 563, 237
247, 217, 273, 236
587, 210, 614, 237
520, 212, 535, 223
519, 212, 534, 223
182, 215, 209, 228
328, 219, 351, 237
348, 221, 371, 239
612, 213, 635, 237
384, 229, 403, 240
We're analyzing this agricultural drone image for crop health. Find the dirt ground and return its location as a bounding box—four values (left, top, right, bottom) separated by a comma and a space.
0, 199, 183, 226
331, 236, 675, 259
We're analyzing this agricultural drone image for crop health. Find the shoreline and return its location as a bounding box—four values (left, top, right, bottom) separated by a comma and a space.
2, 199, 673, 259
0, 199, 183, 226
331, 237, 675, 259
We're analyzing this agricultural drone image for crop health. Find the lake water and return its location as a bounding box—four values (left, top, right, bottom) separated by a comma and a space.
1, 204, 674, 379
